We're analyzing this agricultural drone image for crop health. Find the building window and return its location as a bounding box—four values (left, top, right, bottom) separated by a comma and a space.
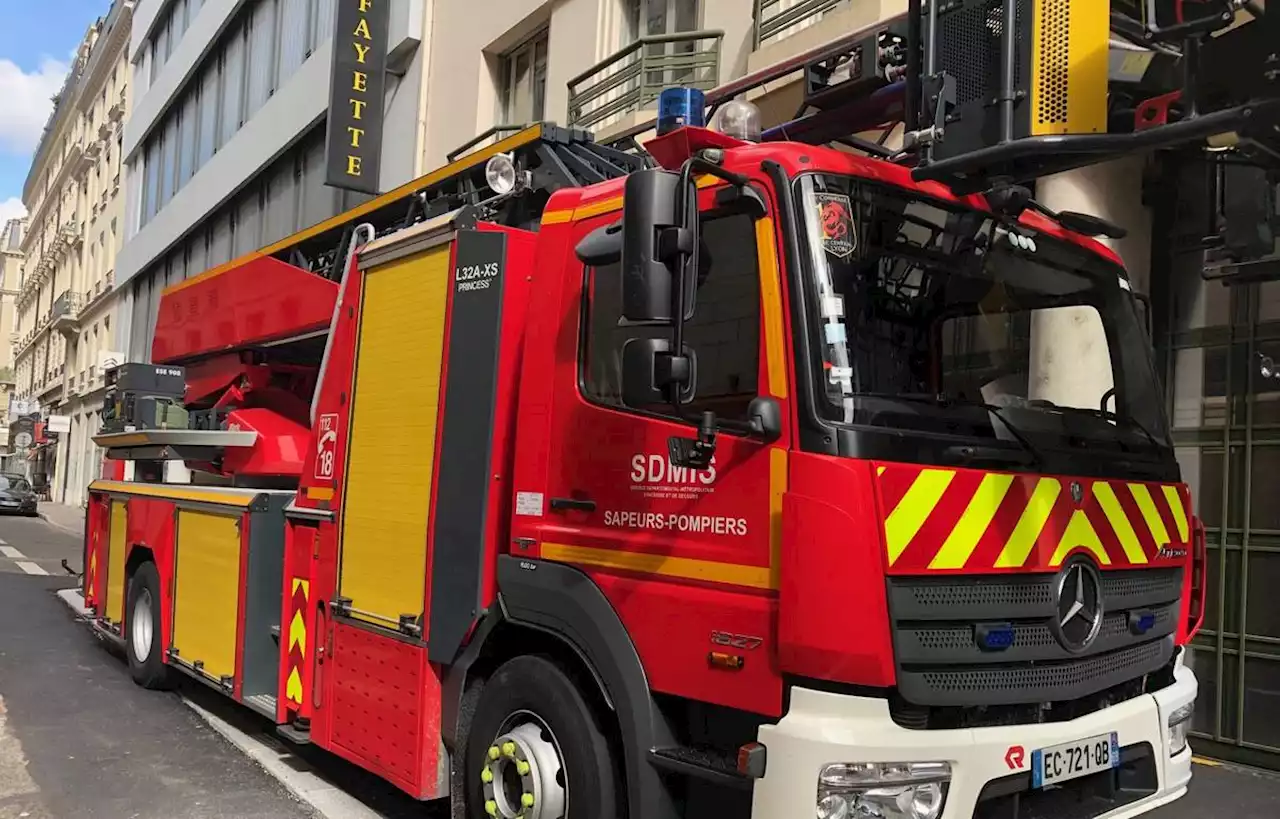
498, 29, 548, 126
581, 210, 761, 421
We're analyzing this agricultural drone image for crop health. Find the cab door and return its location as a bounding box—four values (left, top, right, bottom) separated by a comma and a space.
534, 191, 790, 716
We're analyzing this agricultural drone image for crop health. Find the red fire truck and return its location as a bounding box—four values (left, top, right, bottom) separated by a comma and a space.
80, 4, 1279, 819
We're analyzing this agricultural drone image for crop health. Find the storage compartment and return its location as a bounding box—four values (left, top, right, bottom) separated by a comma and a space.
171, 509, 244, 686
338, 242, 451, 630
104, 500, 128, 624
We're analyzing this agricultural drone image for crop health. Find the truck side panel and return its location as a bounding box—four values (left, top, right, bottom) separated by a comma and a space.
171, 509, 243, 682
325, 620, 441, 796
426, 226, 535, 664
338, 242, 451, 629
104, 500, 128, 624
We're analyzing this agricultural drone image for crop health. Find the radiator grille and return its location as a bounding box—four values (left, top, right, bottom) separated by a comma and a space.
888, 568, 1183, 708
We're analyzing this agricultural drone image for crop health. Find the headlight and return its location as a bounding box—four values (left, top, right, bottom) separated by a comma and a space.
817, 761, 950, 819
1167, 703, 1194, 757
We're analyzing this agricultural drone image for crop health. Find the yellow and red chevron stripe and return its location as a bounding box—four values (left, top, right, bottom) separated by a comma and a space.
874, 463, 1191, 573
285, 578, 309, 708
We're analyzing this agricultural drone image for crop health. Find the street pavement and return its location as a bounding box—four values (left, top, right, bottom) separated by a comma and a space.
0, 513, 1276, 818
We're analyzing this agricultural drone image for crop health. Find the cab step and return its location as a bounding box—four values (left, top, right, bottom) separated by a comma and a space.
648, 745, 763, 789
276, 722, 312, 745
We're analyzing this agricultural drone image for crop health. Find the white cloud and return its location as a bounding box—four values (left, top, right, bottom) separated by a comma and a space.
0, 198, 25, 223
0, 57, 70, 156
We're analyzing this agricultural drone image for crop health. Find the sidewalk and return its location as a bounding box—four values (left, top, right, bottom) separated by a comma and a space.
37, 502, 86, 538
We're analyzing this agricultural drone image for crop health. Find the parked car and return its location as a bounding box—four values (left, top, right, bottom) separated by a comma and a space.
0, 474, 39, 516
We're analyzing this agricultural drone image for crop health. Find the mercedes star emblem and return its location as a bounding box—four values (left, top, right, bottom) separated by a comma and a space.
1070, 480, 1084, 504
1050, 560, 1104, 653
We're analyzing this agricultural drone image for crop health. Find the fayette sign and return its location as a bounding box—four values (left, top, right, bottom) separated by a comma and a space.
324, 0, 390, 195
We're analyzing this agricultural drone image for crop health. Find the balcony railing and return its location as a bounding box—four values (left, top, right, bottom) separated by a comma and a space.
753, 0, 847, 49
51, 290, 83, 335
568, 30, 723, 130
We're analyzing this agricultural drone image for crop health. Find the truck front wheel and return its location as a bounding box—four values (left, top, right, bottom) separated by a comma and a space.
465, 655, 621, 819
125, 561, 171, 690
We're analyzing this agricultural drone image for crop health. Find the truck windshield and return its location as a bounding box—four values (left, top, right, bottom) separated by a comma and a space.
793, 173, 1171, 465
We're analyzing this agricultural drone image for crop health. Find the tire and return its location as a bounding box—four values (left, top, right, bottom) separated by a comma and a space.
464, 655, 622, 819
125, 561, 172, 690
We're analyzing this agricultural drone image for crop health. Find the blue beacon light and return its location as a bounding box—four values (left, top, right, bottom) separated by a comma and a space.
656, 87, 706, 136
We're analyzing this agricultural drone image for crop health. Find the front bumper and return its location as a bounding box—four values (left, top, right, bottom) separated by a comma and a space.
753, 662, 1197, 819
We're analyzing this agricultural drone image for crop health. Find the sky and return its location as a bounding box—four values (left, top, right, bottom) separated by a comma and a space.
0, 0, 113, 224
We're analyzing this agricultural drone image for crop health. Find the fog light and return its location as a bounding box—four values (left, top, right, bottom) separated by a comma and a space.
817, 762, 950, 819
1168, 703, 1194, 757
816, 794, 850, 819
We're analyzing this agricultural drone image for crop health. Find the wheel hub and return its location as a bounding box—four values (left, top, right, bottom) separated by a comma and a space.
480, 720, 566, 819
131, 587, 153, 663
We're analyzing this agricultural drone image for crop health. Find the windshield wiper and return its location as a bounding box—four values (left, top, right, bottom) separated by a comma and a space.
854, 392, 1043, 469
1048, 404, 1164, 452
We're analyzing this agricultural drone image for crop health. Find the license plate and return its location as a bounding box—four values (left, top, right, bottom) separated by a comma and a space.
1031, 732, 1119, 789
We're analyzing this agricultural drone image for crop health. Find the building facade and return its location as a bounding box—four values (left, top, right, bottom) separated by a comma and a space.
13, 0, 132, 505
115, 0, 426, 361
0, 218, 24, 378
0, 218, 25, 464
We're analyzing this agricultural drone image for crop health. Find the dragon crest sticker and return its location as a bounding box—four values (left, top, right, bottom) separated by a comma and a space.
816, 192, 857, 258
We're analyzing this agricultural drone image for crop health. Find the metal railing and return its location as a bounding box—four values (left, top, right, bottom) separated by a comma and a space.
51, 290, 83, 322
753, 0, 847, 49
568, 30, 723, 129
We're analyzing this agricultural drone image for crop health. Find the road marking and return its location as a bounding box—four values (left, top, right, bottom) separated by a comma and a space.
0, 546, 24, 559
14, 561, 48, 577
1193, 755, 1223, 767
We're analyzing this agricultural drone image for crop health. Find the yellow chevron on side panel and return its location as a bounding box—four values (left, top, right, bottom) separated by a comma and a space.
1162, 485, 1190, 541
1093, 482, 1148, 564
1050, 510, 1111, 567
1128, 483, 1171, 548
930, 473, 1015, 569
994, 478, 1062, 568
884, 469, 955, 565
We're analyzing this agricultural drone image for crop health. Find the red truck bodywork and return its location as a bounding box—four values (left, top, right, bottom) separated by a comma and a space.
81, 130, 1205, 817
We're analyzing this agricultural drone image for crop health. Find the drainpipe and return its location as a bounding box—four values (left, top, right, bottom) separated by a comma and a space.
413, 0, 435, 176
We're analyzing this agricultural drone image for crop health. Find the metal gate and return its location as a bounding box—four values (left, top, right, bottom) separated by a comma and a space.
1158, 268, 1280, 768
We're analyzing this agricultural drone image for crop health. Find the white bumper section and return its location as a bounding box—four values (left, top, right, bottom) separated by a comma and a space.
753, 661, 1198, 819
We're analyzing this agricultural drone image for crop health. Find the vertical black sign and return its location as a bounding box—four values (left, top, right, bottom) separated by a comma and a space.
324, 0, 390, 194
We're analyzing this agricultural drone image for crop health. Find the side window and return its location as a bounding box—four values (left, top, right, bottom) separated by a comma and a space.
582, 211, 762, 421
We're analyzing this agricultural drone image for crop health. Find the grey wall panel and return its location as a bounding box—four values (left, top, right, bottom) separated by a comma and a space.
197, 62, 219, 167
279, 0, 310, 81
246, 0, 278, 118
220, 24, 247, 146
263, 161, 297, 246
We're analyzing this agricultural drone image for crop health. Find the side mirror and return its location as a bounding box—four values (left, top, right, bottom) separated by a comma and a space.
575, 220, 622, 266
621, 337, 697, 408
747, 397, 783, 442
621, 168, 697, 323
1056, 210, 1127, 240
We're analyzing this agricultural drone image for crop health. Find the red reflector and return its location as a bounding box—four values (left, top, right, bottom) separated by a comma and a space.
1186, 516, 1207, 641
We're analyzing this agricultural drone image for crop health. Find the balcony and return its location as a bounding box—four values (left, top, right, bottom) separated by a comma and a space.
51, 290, 83, 335
58, 220, 83, 250
108, 100, 124, 122
746, 0, 901, 127
753, 0, 846, 49
568, 30, 723, 131
69, 140, 92, 179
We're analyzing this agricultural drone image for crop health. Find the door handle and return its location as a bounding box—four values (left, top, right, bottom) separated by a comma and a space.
549, 497, 597, 513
